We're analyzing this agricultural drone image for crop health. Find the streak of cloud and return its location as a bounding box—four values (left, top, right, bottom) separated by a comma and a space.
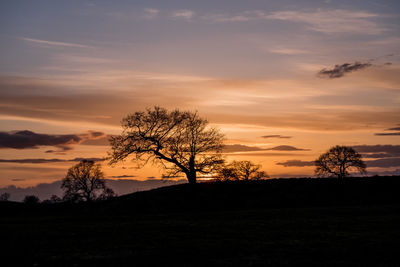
266, 9, 384, 34
0, 157, 106, 164
276, 160, 314, 167
143, 8, 160, 19
222, 144, 307, 153
375, 132, 400, 136
20, 37, 92, 48
277, 157, 400, 169
172, 10, 195, 19
266, 145, 309, 151
374, 125, 400, 136
222, 144, 265, 153
261, 135, 292, 139
109, 175, 136, 179
366, 158, 400, 168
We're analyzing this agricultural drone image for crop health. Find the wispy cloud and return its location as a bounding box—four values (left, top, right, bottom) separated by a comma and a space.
203, 10, 263, 22
20, 37, 92, 48
143, 8, 160, 19
201, 9, 384, 34
266, 9, 384, 34
172, 9, 195, 19
268, 48, 310, 55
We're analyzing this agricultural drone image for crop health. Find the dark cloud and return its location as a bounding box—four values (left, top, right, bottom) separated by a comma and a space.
277, 157, 400, 169
279, 144, 400, 168
222, 144, 308, 153
0, 157, 106, 164
361, 153, 400, 159
0, 130, 107, 152
80, 135, 113, 146
222, 144, 265, 153
366, 158, 400, 168
0, 130, 81, 149
261, 135, 292, 139
318, 61, 372, 79
276, 160, 314, 167
387, 127, 400, 131
375, 132, 400, 136
367, 169, 400, 176
267, 145, 309, 151
109, 175, 136, 179
353, 145, 400, 158
375, 124, 400, 136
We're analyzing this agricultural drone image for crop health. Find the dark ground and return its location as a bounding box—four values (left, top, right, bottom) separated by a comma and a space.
1, 177, 400, 266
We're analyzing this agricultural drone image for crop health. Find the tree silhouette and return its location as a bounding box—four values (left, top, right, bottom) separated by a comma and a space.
315, 145, 366, 179
0, 192, 10, 201
61, 160, 114, 202
110, 106, 225, 185
42, 195, 62, 204
23, 195, 39, 204
217, 160, 269, 181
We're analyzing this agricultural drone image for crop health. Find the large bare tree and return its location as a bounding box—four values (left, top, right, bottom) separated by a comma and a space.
109, 107, 225, 184
315, 145, 366, 179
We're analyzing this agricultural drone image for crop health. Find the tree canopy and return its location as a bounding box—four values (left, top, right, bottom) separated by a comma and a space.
216, 160, 269, 181
315, 145, 366, 179
110, 106, 225, 184
61, 160, 115, 202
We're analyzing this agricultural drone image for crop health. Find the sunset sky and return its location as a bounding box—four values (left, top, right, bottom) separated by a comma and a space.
1, 0, 400, 188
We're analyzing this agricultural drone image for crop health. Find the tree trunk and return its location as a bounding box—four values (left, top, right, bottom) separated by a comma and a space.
187, 156, 197, 185
187, 172, 197, 185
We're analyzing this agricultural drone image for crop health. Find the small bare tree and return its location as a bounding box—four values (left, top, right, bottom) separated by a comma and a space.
23, 195, 40, 204
110, 107, 225, 184
61, 160, 115, 202
315, 145, 366, 179
0, 192, 10, 201
217, 160, 269, 181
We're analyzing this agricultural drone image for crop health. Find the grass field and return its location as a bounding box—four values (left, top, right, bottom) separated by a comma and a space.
1, 177, 400, 266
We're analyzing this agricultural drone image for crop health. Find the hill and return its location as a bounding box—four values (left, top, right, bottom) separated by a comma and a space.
1, 176, 400, 266
0, 178, 186, 202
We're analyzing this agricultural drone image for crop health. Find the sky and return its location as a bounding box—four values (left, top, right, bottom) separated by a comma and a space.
1, 0, 400, 188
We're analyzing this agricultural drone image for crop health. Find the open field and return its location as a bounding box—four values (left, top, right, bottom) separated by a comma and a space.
1, 177, 400, 266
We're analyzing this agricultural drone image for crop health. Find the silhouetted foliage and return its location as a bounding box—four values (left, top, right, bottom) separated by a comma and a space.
315, 145, 366, 179
110, 106, 225, 184
42, 195, 62, 204
216, 160, 269, 181
97, 188, 117, 201
23, 195, 40, 204
0, 192, 10, 201
61, 160, 114, 202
